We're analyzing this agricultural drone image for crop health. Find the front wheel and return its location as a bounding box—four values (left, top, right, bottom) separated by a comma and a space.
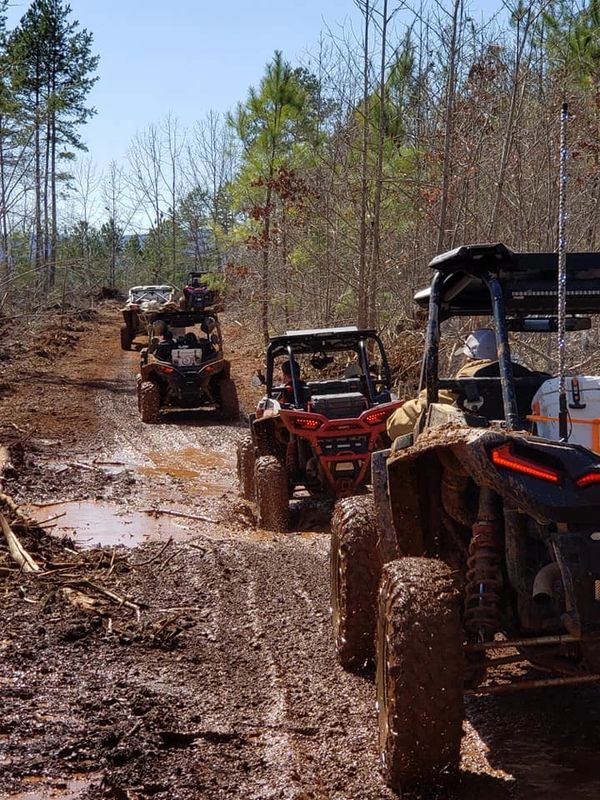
330, 496, 380, 671
377, 557, 463, 794
255, 455, 289, 530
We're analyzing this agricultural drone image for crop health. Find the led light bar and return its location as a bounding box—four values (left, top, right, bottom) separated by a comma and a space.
576, 472, 600, 488
491, 443, 560, 484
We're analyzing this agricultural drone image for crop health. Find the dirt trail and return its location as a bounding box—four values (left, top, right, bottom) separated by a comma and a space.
2, 306, 600, 799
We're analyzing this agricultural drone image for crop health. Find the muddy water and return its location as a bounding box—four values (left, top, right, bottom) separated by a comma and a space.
137, 447, 230, 495
26, 501, 191, 547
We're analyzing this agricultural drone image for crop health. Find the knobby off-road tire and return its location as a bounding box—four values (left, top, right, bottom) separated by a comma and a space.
237, 434, 255, 501
218, 378, 240, 421
120, 323, 132, 351
330, 495, 380, 671
255, 455, 289, 531
139, 381, 160, 424
376, 557, 463, 794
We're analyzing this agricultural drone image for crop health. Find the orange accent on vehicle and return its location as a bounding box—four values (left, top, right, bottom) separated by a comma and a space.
527, 413, 600, 453
491, 443, 560, 484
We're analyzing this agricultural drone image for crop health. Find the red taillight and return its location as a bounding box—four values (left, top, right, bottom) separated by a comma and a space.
292, 416, 321, 431
364, 408, 390, 426
160, 365, 174, 374
576, 472, 600, 488
491, 443, 560, 484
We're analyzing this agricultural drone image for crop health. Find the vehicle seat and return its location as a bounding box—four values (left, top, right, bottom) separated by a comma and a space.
155, 340, 175, 362
454, 362, 550, 421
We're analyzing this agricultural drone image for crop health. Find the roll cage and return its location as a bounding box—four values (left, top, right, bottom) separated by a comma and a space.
265, 326, 393, 408
415, 242, 600, 430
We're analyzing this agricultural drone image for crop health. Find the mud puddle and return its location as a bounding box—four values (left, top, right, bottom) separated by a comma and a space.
26, 501, 192, 548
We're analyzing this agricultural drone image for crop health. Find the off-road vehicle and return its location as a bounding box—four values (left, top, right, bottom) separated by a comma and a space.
137, 309, 238, 423
237, 326, 401, 530
331, 243, 600, 794
182, 271, 220, 312
120, 284, 177, 350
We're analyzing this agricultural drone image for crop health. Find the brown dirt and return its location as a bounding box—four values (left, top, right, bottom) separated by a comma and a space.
1, 307, 600, 799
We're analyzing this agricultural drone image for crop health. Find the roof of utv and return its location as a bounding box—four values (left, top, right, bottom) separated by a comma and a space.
414, 242, 600, 318
268, 326, 378, 358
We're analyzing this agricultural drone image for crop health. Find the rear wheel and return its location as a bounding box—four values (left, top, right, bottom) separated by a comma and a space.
120, 323, 132, 351
331, 496, 380, 671
237, 434, 255, 500
218, 378, 240, 421
255, 455, 289, 530
139, 380, 160, 424
377, 557, 463, 794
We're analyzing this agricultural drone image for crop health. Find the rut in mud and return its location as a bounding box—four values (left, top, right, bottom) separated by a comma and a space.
2, 305, 600, 799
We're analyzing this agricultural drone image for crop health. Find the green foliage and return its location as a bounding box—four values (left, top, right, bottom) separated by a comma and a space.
543, 0, 600, 87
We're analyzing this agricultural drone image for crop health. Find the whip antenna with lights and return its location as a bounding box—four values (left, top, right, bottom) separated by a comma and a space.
557, 101, 569, 441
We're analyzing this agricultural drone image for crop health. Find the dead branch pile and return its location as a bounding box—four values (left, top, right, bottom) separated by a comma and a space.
0, 492, 193, 649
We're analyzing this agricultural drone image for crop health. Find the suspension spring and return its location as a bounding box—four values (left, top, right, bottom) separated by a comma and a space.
465, 519, 503, 640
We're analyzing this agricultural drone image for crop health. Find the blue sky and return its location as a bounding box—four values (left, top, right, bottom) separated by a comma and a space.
4, 0, 503, 176
5, 0, 367, 171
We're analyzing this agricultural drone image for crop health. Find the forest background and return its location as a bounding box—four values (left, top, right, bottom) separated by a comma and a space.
0, 0, 599, 380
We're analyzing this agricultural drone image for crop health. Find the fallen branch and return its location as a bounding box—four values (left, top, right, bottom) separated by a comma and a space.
66, 578, 142, 622
131, 537, 172, 567
0, 512, 40, 572
29, 499, 76, 508
142, 508, 217, 524
36, 512, 66, 526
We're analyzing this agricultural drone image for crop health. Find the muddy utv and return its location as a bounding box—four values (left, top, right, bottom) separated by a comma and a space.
120, 284, 177, 350
331, 243, 600, 795
136, 309, 238, 423
237, 326, 401, 530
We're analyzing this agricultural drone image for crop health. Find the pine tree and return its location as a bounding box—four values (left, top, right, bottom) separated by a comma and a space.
8, 0, 98, 288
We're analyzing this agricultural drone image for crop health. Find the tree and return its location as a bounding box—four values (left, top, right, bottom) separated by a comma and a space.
7, 0, 98, 287
229, 51, 310, 342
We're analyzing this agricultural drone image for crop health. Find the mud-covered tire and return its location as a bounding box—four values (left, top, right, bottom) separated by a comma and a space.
237, 434, 255, 500
255, 455, 289, 530
218, 378, 240, 421
331, 496, 380, 671
120, 323, 132, 351
377, 557, 463, 793
139, 380, 160, 424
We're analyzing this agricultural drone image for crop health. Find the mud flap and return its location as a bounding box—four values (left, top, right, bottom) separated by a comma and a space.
371, 449, 398, 564
386, 441, 427, 557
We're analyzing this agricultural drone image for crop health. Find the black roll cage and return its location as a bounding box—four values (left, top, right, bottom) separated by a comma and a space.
418, 242, 600, 431
265, 329, 393, 406
423, 269, 520, 429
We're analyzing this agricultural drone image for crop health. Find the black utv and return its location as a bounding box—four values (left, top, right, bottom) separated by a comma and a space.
330, 243, 600, 794
137, 309, 238, 423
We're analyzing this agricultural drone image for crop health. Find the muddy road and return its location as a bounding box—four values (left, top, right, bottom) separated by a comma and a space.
2, 306, 600, 800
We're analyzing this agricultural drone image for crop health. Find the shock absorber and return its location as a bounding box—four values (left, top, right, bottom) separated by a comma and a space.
465, 488, 503, 640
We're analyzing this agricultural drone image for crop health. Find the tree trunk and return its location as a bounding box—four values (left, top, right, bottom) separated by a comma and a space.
357, 0, 370, 328
261, 181, 272, 343
436, 0, 461, 254
368, 0, 389, 330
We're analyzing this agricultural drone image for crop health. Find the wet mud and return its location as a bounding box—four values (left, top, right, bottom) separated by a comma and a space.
2, 306, 600, 799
